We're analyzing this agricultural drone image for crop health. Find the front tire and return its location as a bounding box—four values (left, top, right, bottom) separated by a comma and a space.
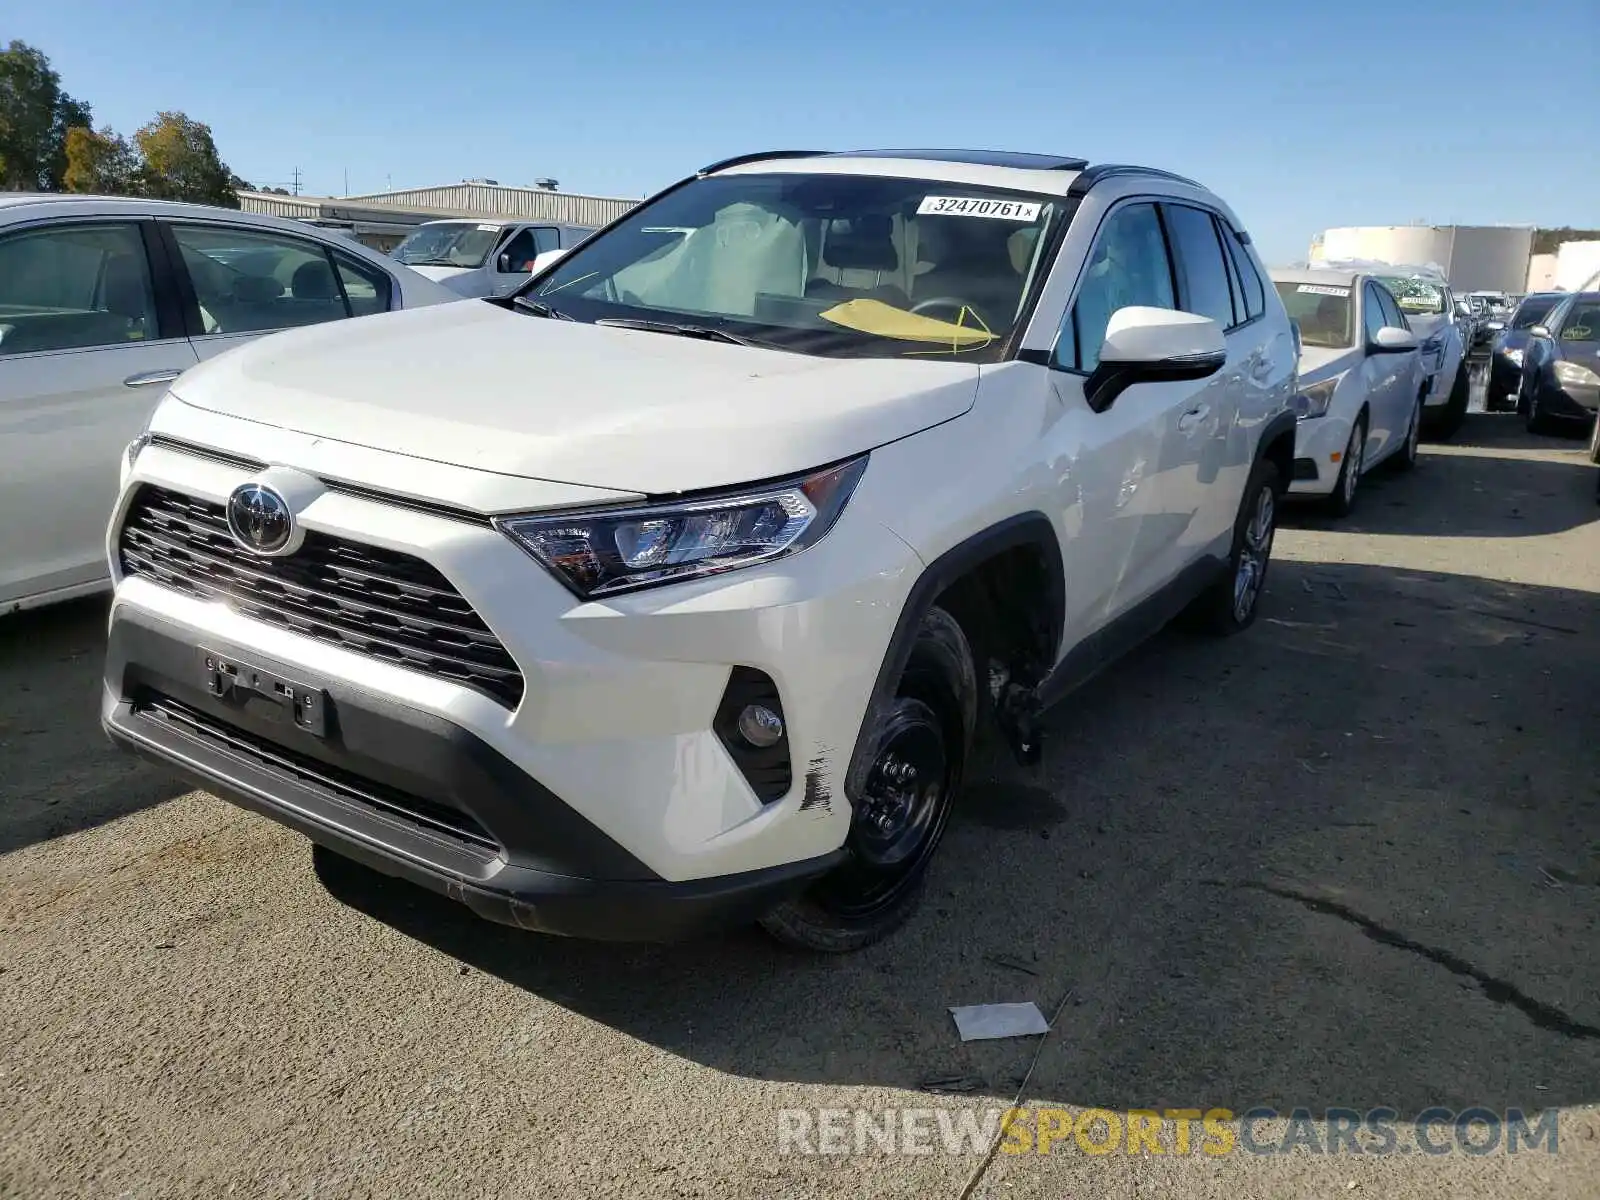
760, 607, 973, 952
1425, 362, 1469, 440
1392, 393, 1422, 472
1324, 412, 1367, 517
1485, 373, 1513, 413
1525, 375, 1558, 435
1182, 456, 1279, 636
1587, 410, 1600, 466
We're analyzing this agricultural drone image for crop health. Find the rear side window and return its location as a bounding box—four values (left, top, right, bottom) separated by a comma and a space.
1376, 287, 1406, 331
534, 227, 562, 253
1162, 204, 1235, 330
0, 222, 158, 355
1221, 226, 1266, 321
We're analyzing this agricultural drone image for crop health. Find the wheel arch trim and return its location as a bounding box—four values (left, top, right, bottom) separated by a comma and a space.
843, 514, 1065, 802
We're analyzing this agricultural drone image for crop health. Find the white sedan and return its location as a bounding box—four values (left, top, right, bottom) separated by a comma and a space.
1271, 268, 1426, 515
0, 195, 456, 614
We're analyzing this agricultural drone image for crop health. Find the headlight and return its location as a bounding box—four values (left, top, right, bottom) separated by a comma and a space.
1291, 377, 1339, 420
1554, 360, 1600, 388
497, 457, 868, 598
1502, 346, 1523, 365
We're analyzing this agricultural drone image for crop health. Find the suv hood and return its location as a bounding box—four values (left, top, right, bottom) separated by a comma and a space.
1405, 312, 1450, 340
170, 300, 981, 495
406, 265, 473, 282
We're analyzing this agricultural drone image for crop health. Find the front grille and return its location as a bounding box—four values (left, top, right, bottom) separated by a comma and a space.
136, 695, 499, 853
118, 486, 524, 708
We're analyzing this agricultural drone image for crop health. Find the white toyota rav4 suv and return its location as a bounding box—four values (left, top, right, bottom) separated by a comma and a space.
104, 149, 1298, 951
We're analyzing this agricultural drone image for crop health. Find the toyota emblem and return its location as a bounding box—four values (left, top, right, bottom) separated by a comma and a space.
226, 483, 294, 556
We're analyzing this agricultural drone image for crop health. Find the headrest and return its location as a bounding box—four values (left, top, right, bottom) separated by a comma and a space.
823, 215, 898, 272
291, 260, 338, 300
234, 274, 283, 304
101, 255, 148, 319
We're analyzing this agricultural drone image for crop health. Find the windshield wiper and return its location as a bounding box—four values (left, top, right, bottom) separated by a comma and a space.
593, 317, 780, 350
513, 296, 574, 320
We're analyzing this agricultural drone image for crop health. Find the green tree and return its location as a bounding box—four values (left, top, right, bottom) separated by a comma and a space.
0, 40, 91, 190
62, 124, 138, 194
134, 111, 238, 207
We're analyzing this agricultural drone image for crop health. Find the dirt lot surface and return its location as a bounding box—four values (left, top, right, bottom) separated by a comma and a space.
3, 414, 1598, 1199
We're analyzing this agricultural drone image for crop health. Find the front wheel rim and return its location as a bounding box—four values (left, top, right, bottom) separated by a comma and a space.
1408, 404, 1421, 457
819, 698, 954, 920
1233, 484, 1275, 622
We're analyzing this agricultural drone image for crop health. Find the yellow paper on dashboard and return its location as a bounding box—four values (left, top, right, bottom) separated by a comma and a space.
818, 298, 995, 346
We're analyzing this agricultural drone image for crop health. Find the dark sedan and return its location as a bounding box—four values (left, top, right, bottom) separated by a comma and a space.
1486, 292, 1566, 411
1520, 292, 1600, 435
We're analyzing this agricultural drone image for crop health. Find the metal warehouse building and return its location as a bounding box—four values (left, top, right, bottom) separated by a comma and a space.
240, 182, 639, 252
1310, 225, 1534, 294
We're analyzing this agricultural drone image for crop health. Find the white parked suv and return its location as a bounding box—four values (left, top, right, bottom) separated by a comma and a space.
1271, 268, 1426, 514
104, 149, 1298, 950
391, 218, 595, 299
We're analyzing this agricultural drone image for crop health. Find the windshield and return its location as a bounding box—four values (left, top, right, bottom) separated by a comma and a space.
1377, 275, 1448, 317
1274, 281, 1352, 348
393, 222, 503, 268
1511, 295, 1560, 328
526, 173, 1066, 361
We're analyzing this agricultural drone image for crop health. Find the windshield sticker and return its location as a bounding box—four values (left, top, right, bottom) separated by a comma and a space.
477, 224, 500, 231
1297, 285, 1350, 298
917, 196, 1042, 222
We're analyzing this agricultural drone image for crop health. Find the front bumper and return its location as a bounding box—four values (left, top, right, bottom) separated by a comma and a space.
104, 606, 845, 940
1286, 413, 1355, 496
1534, 377, 1600, 422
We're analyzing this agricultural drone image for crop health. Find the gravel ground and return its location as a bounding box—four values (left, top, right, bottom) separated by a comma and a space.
2, 412, 1598, 1199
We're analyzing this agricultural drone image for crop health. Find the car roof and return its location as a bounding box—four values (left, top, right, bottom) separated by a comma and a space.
0, 192, 361, 237
702, 148, 1204, 202
1270, 266, 1361, 288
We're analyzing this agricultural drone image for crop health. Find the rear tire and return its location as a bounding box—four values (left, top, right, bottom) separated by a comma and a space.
1182, 456, 1279, 636
760, 607, 973, 952
1324, 412, 1367, 517
1587, 411, 1600, 466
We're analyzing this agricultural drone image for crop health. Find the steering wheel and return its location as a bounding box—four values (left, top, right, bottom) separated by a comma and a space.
910, 297, 971, 318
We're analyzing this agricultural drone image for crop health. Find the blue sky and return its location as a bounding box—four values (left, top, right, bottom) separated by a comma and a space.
12, 0, 1597, 263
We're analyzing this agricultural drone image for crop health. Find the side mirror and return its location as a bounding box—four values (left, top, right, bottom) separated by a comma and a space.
497, 253, 514, 274
1085, 306, 1226, 413
1370, 326, 1417, 354
1529, 324, 1551, 339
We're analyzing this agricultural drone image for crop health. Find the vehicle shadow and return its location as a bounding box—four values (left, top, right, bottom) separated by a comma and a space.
0, 597, 188, 854
317, 553, 1600, 1122
1282, 412, 1598, 537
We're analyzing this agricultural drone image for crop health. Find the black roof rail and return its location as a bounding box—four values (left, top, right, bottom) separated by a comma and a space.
697, 150, 829, 176
1067, 164, 1204, 198
833, 149, 1089, 171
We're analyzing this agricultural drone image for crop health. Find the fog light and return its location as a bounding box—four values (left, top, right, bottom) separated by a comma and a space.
736, 704, 784, 748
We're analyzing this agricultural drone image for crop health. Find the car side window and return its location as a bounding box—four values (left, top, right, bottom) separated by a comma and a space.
1362, 285, 1387, 343
333, 254, 392, 318
1162, 204, 1235, 331
1214, 215, 1246, 325
0, 223, 158, 357
1377, 287, 1407, 331
533, 227, 563, 254
499, 229, 539, 273
1220, 226, 1265, 321
1559, 301, 1600, 340
171, 224, 354, 336
1055, 202, 1175, 372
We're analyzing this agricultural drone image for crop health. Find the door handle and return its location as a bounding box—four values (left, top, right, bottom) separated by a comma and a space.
123, 368, 183, 388
1177, 404, 1211, 433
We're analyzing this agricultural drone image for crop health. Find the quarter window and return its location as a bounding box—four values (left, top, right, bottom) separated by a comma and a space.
1163, 204, 1235, 330
1057, 202, 1175, 372
171, 224, 358, 336
1221, 226, 1266, 321
533, 227, 563, 254
334, 254, 392, 318
1376, 287, 1407, 331
0, 223, 158, 356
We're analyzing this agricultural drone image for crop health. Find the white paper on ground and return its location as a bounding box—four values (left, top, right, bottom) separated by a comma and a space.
948, 1002, 1051, 1042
